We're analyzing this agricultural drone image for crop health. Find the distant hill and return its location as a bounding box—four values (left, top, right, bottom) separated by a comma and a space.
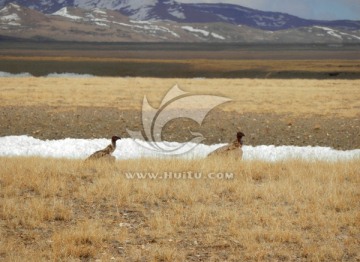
0, 1, 359, 43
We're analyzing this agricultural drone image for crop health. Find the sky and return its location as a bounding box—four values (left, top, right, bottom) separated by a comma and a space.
177, 0, 360, 20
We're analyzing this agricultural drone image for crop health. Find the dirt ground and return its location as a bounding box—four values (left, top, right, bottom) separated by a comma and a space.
1, 105, 359, 150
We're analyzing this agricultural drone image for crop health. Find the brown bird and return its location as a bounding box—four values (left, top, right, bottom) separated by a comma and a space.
86, 136, 121, 161
207, 132, 245, 159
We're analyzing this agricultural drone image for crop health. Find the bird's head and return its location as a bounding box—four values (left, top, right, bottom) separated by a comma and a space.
111, 136, 121, 143
237, 132, 245, 143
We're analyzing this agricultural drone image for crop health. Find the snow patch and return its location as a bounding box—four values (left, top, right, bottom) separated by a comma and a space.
217, 14, 233, 22
211, 32, 225, 40
95, 22, 109, 27
86, 0, 159, 20
128, 6, 153, 20
0, 136, 359, 162
130, 20, 151, 24
52, 7, 83, 21
9, 3, 21, 11
182, 26, 210, 37
252, 14, 286, 27
0, 71, 32, 77
46, 73, 95, 78
339, 31, 360, 40
181, 26, 225, 40
169, 8, 186, 19
0, 72, 97, 78
115, 21, 179, 37
119, 0, 157, 11
0, 13, 20, 22
6, 21, 20, 26
0, 6, 8, 13
314, 26, 343, 39
93, 8, 106, 15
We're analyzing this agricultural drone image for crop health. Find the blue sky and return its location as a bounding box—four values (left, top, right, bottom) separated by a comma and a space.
177, 0, 360, 20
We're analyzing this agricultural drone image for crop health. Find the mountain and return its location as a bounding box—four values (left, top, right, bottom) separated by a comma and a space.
1, 0, 360, 31
0, 2, 360, 43
0, 3, 49, 26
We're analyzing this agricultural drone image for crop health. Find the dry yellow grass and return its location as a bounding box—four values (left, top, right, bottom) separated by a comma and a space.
1, 77, 360, 117
0, 157, 359, 261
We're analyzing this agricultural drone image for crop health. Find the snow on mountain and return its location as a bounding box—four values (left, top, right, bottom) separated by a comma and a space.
181, 26, 210, 37
52, 7, 113, 27
114, 20, 180, 38
313, 26, 360, 41
53, 7, 83, 20
181, 25, 226, 40
211, 32, 225, 40
0, 2, 359, 43
0, 3, 21, 26
1, 0, 359, 31
315, 26, 342, 39
0, 3, 49, 29
73, 0, 157, 12
0, 12, 20, 25
168, 7, 185, 20
66, 0, 160, 20
50, 7, 181, 37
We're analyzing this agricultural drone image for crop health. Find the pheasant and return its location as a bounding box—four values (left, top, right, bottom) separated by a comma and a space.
207, 132, 245, 159
86, 136, 121, 161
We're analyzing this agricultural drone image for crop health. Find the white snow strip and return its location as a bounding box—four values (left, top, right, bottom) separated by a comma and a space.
130, 20, 151, 24
217, 14, 232, 21
314, 26, 343, 39
117, 0, 157, 11
0, 136, 359, 162
327, 31, 342, 39
95, 22, 109, 27
0, 13, 20, 22
211, 32, 226, 40
113, 21, 179, 37
338, 31, 360, 40
169, 8, 186, 19
0, 14, 21, 26
9, 3, 21, 11
7, 21, 20, 26
0, 6, 8, 14
181, 26, 210, 37
92, 17, 110, 23
0, 72, 98, 78
128, 6, 153, 20
93, 9, 106, 15
46, 73, 95, 78
52, 7, 83, 21
0, 71, 32, 77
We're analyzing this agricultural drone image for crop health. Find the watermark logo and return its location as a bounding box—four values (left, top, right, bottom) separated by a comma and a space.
125, 171, 234, 180
126, 84, 231, 155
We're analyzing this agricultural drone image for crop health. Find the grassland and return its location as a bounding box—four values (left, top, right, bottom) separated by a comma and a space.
0, 157, 359, 261
1, 77, 360, 117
